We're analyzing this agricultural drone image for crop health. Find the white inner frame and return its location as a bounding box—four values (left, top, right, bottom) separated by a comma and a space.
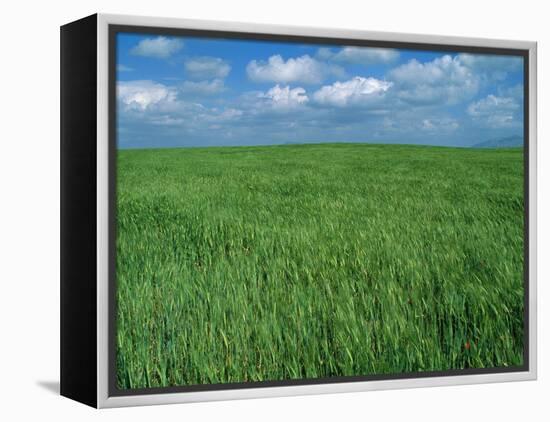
96, 13, 537, 408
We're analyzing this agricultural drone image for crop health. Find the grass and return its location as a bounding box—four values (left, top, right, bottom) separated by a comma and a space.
115, 143, 525, 389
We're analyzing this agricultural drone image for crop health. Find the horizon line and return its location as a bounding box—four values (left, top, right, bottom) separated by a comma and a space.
117, 140, 524, 151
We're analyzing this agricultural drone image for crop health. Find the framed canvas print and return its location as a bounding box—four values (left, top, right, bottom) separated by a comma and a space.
60, 13, 537, 408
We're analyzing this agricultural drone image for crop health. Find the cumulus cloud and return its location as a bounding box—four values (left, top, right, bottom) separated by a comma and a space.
246, 54, 344, 84
130, 36, 183, 59
118, 80, 243, 136
117, 80, 177, 110
318, 46, 399, 65
184, 57, 231, 80
313, 76, 392, 107
258, 85, 309, 109
389, 55, 479, 105
467, 94, 520, 127
118, 42, 524, 147
180, 79, 226, 95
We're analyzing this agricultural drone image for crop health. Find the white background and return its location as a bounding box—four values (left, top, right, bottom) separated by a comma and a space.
0, 0, 547, 420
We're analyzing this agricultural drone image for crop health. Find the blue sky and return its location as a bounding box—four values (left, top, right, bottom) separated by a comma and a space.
116, 32, 524, 149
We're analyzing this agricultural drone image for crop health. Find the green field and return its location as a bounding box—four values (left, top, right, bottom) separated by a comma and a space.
115, 143, 524, 389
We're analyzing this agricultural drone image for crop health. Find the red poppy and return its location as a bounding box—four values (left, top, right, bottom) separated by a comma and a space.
465, 341, 471, 350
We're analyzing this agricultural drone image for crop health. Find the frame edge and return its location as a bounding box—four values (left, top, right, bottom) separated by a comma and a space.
60, 13, 99, 408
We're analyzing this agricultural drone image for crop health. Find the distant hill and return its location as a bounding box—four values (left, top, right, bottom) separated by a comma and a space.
472, 135, 523, 148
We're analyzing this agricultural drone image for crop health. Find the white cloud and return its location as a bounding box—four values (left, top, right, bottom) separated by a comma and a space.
316, 48, 334, 61
458, 53, 523, 80
181, 79, 226, 95
218, 108, 243, 120
117, 80, 177, 110
313, 76, 392, 107
421, 119, 435, 130
500, 83, 524, 100
246, 54, 344, 84
318, 46, 399, 65
184, 57, 231, 80
259, 85, 309, 109
467, 94, 520, 127
467, 94, 518, 115
389, 55, 479, 105
118, 79, 243, 127
130, 37, 183, 59
149, 115, 186, 126
420, 118, 459, 131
